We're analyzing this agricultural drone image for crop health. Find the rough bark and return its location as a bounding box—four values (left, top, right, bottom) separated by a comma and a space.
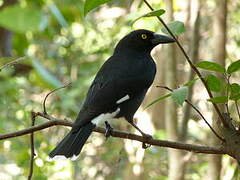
145, 48, 166, 129
181, 0, 202, 141
208, 0, 227, 179
164, 1, 184, 180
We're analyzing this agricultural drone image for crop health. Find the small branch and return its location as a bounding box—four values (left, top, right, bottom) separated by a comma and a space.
0, 112, 226, 155
28, 112, 36, 180
43, 82, 71, 114
236, 101, 240, 121
225, 73, 231, 115
156, 85, 225, 142
0, 56, 26, 71
142, 0, 226, 127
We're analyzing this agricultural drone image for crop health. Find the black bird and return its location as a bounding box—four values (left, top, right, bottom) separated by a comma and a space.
49, 29, 175, 160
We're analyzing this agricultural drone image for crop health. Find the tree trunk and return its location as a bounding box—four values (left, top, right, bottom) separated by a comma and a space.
181, 0, 202, 141
145, 48, 166, 129
164, 1, 184, 179
208, 0, 227, 179
0, 0, 17, 57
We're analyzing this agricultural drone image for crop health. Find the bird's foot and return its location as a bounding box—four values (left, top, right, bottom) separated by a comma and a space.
104, 121, 113, 139
141, 133, 152, 149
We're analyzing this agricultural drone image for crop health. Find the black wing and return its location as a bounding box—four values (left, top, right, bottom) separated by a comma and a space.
74, 55, 155, 127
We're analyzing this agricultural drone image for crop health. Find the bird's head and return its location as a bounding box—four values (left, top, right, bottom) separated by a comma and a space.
114, 29, 175, 54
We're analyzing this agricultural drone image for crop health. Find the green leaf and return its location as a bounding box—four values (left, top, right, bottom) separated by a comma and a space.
171, 87, 188, 106
227, 60, 240, 73
0, 5, 46, 33
48, 3, 68, 28
206, 74, 222, 92
183, 78, 199, 87
229, 83, 240, 101
32, 60, 62, 88
195, 61, 225, 73
132, 9, 165, 24
207, 96, 228, 104
144, 93, 171, 109
161, 21, 185, 35
84, 0, 112, 16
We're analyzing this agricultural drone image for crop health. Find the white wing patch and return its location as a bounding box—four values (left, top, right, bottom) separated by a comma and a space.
70, 154, 79, 161
47, 154, 79, 161
116, 95, 130, 104
92, 108, 120, 125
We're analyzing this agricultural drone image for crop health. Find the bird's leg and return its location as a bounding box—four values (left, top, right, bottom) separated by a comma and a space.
128, 121, 152, 149
104, 121, 113, 139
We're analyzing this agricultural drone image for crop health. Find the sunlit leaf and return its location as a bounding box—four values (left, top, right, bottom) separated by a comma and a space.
32, 60, 62, 88
229, 83, 240, 101
183, 78, 199, 87
144, 93, 171, 109
0, 5, 46, 33
171, 87, 188, 106
206, 74, 222, 92
207, 96, 228, 104
161, 21, 185, 35
132, 9, 165, 24
195, 61, 225, 73
84, 0, 112, 16
227, 60, 240, 73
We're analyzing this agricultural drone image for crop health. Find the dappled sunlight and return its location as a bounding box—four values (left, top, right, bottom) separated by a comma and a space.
0, 0, 239, 179
0, 163, 22, 179
135, 108, 155, 135
123, 109, 154, 176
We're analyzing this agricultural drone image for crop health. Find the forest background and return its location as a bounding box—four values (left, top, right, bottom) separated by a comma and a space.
0, 0, 239, 179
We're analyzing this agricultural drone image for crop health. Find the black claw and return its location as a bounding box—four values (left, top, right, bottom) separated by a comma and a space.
104, 121, 113, 138
142, 143, 151, 149
141, 133, 152, 149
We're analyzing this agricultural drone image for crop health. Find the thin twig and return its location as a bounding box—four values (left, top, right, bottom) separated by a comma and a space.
43, 82, 71, 114
0, 112, 226, 155
0, 56, 26, 71
235, 101, 240, 132
142, 0, 226, 127
225, 73, 231, 115
156, 85, 225, 142
28, 112, 36, 180
236, 101, 240, 121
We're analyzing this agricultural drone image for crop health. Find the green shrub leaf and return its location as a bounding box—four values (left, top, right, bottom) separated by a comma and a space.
207, 96, 228, 104
0, 5, 46, 33
132, 9, 165, 24
195, 61, 225, 73
144, 93, 171, 109
84, 0, 112, 16
206, 74, 222, 92
171, 87, 188, 106
183, 78, 199, 87
229, 83, 240, 101
227, 60, 240, 73
161, 21, 185, 35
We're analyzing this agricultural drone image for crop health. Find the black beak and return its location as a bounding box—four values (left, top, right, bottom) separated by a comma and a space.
151, 33, 175, 44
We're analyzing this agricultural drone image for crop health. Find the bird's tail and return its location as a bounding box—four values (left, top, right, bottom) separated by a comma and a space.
49, 122, 96, 160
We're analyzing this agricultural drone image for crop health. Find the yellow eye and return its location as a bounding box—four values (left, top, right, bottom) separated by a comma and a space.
141, 34, 147, 39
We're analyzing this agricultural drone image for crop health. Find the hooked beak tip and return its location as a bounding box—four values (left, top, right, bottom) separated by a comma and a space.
151, 33, 175, 44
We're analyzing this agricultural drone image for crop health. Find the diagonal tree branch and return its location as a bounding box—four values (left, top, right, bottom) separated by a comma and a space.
142, 0, 227, 127
0, 56, 26, 71
43, 82, 71, 115
28, 112, 36, 180
156, 85, 225, 142
0, 112, 226, 155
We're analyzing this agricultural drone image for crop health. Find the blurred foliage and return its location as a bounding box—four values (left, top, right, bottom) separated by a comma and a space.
0, 0, 239, 179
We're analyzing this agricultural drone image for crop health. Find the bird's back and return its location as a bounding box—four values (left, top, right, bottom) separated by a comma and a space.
74, 51, 156, 127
